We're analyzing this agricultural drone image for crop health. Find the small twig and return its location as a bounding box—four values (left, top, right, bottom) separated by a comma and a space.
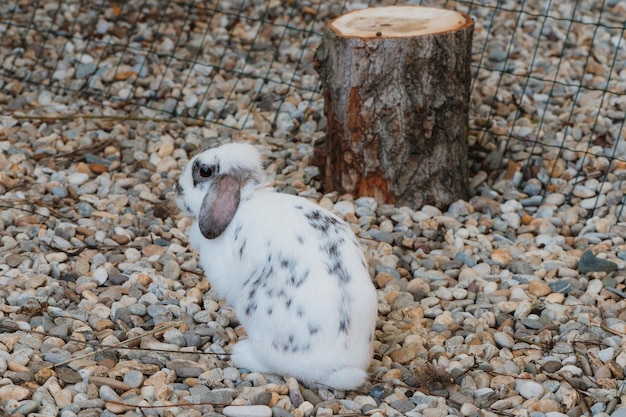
0, 322, 229, 358
51, 321, 183, 368
45, 138, 118, 162
39, 240, 144, 256
0, 198, 76, 221
10, 112, 206, 127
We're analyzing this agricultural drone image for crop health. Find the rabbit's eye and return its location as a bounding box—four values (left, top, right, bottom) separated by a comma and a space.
199, 165, 213, 178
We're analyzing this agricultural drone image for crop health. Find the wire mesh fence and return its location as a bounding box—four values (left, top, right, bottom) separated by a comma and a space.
1, 0, 625, 221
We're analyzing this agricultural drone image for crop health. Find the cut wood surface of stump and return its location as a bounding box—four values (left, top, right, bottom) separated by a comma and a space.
314, 6, 474, 210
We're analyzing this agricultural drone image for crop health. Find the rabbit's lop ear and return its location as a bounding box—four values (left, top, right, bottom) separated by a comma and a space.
199, 174, 241, 239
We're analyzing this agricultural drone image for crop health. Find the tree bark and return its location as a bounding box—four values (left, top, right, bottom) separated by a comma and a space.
314, 6, 473, 209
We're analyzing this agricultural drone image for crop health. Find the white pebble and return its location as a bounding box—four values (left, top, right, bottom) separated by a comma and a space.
597, 347, 615, 363
67, 172, 89, 186
494, 332, 515, 348
586, 279, 603, 296
223, 405, 272, 417
516, 379, 544, 399
333, 200, 356, 217
92, 267, 108, 285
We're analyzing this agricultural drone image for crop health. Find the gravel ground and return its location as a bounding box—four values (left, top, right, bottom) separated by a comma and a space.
1, 0, 626, 417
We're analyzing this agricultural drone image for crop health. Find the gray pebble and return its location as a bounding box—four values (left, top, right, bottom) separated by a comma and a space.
549, 280, 572, 294
271, 406, 294, 417
51, 186, 69, 197
578, 249, 618, 274
494, 332, 515, 348
454, 252, 476, 267
249, 391, 272, 406
368, 229, 394, 244
123, 370, 144, 388
167, 360, 204, 377
474, 387, 496, 408
43, 350, 72, 364
391, 399, 416, 413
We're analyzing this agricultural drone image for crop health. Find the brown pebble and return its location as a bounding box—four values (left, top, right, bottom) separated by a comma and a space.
99, 358, 117, 369
104, 145, 120, 158
528, 398, 560, 412
0, 385, 31, 401
88, 376, 131, 392
89, 163, 108, 174
142, 244, 166, 258
381, 368, 403, 381
528, 280, 552, 297
16, 215, 41, 226
389, 342, 420, 364
76, 226, 96, 237
594, 364, 613, 379
57, 368, 82, 384
375, 272, 395, 287
95, 319, 115, 331
75, 162, 92, 174
34, 367, 56, 385
607, 360, 625, 379
111, 234, 131, 245
136, 273, 153, 286
491, 248, 512, 265
8, 362, 30, 372
542, 360, 562, 373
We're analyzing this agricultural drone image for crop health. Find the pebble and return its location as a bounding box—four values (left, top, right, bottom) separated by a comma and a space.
516, 380, 544, 399
578, 250, 618, 274
222, 405, 273, 417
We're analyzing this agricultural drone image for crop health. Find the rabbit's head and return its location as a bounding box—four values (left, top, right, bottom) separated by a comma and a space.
175, 143, 265, 239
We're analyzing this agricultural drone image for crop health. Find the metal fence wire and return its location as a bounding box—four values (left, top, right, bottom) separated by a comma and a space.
1, 0, 625, 221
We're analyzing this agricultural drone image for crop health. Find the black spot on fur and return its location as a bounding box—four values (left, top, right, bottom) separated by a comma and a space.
339, 306, 351, 335
279, 256, 296, 275
339, 318, 349, 334
233, 224, 243, 241
243, 263, 274, 289
296, 235, 305, 245
323, 241, 339, 258
304, 210, 341, 233
326, 260, 351, 284
283, 334, 297, 352
245, 298, 257, 316
267, 307, 273, 316
290, 268, 309, 288
308, 323, 319, 336
285, 298, 292, 309
296, 306, 305, 318
239, 239, 246, 259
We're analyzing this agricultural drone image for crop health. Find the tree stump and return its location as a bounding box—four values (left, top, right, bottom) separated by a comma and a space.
314, 6, 474, 209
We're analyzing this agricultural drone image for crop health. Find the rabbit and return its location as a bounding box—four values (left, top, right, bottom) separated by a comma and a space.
174, 142, 378, 390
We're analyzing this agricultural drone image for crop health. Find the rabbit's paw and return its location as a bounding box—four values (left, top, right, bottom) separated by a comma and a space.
231, 339, 271, 373
316, 367, 369, 391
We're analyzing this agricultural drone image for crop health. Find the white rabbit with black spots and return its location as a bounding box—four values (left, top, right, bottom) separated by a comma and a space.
175, 142, 377, 390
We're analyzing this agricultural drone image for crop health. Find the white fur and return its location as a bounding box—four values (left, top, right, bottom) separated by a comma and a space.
176, 143, 378, 390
